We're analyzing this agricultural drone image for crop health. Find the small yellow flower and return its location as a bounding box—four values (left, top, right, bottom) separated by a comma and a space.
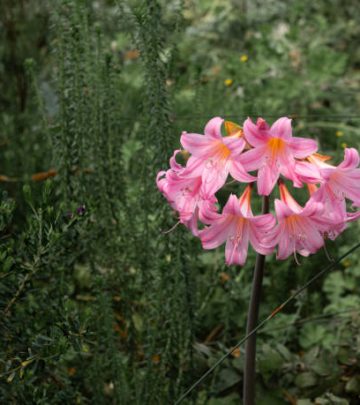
336, 130, 344, 137
224, 78, 233, 86
341, 142, 347, 149
342, 259, 351, 268
240, 54, 248, 63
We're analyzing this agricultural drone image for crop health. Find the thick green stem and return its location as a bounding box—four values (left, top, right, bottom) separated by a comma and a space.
243, 195, 269, 405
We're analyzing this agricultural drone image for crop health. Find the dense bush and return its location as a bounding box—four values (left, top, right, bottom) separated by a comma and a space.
1, 0, 360, 403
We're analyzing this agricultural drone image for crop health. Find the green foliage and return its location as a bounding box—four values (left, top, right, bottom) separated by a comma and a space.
1, 0, 360, 403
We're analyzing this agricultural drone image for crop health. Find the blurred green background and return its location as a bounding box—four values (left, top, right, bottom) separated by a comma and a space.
1, 0, 360, 403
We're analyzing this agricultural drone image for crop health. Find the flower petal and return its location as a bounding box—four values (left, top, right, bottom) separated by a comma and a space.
250, 213, 276, 232
204, 117, 224, 139
201, 161, 229, 196
223, 194, 242, 216
326, 171, 360, 206
278, 152, 302, 187
229, 160, 256, 183
295, 161, 322, 183
338, 148, 360, 169
250, 228, 275, 255
200, 217, 234, 249
183, 208, 199, 236
169, 149, 183, 171
243, 117, 269, 147
223, 134, 246, 156
180, 132, 216, 157
238, 146, 266, 171
249, 215, 277, 255
295, 218, 324, 253
225, 224, 249, 265
276, 224, 294, 260
182, 156, 205, 177
279, 182, 303, 213
198, 199, 221, 224
289, 137, 318, 159
301, 197, 324, 218
269, 117, 292, 140
274, 199, 294, 221
346, 211, 360, 222
257, 162, 280, 196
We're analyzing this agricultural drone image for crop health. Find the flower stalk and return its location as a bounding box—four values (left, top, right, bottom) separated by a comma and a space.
243, 195, 269, 405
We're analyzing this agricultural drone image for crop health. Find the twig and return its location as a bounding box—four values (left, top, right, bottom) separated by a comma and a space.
260, 307, 359, 335
3, 263, 39, 316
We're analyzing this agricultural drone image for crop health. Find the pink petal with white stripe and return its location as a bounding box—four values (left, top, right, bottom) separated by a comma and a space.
257, 162, 280, 196
239, 146, 267, 172
180, 132, 218, 157
268, 183, 334, 260
243, 117, 270, 147
200, 187, 276, 265
269, 117, 292, 140
204, 116, 224, 139
289, 137, 318, 159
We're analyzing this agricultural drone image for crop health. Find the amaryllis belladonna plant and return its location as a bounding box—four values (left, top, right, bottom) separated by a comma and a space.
157, 116, 360, 265
157, 116, 360, 405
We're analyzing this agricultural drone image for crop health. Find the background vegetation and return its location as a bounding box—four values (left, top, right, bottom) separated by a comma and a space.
1, 0, 360, 403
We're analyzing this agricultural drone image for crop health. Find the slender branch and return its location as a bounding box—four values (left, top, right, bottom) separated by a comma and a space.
260, 307, 359, 334
174, 241, 360, 405
243, 195, 269, 405
3, 256, 42, 317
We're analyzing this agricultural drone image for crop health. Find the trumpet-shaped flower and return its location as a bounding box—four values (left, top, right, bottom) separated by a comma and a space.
269, 183, 331, 260
180, 117, 255, 197
156, 150, 218, 235
306, 183, 347, 239
304, 149, 360, 239
310, 148, 360, 207
200, 185, 276, 265
240, 117, 318, 195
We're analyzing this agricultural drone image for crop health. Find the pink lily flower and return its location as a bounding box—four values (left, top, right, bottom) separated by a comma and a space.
305, 150, 360, 239
199, 185, 276, 265
239, 117, 318, 196
306, 183, 348, 240
180, 117, 255, 197
270, 182, 331, 260
310, 148, 360, 207
156, 151, 218, 235
312, 185, 360, 240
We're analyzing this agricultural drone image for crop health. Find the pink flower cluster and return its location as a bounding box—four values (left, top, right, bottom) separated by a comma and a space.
157, 117, 360, 265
